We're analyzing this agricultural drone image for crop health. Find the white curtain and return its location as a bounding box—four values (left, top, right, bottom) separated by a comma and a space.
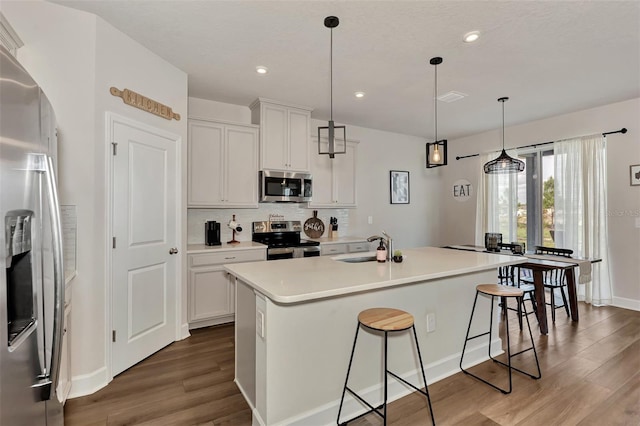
475, 151, 519, 246
554, 134, 612, 306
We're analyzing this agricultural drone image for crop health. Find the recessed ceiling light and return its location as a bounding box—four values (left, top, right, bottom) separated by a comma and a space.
463, 31, 480, 43
354, 91, 365, 98
256, 66, 268, 74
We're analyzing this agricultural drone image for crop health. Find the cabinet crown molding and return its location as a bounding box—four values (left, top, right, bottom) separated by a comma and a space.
188, 116, 259, 128
249, 97, 314, 112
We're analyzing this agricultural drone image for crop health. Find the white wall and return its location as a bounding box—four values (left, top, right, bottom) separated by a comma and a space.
3, 0, 188, 396
187, 97, 442, 251
439, 98, 640, 309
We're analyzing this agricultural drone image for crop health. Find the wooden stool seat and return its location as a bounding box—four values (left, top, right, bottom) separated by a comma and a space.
358, 308, 414, 331
477, 283, 524, 298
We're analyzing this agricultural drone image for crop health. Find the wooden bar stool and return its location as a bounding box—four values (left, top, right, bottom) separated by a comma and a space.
459, 284, 541, 394
337, 308, 435, 425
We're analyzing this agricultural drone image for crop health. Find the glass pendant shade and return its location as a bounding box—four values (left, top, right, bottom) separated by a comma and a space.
483, 97, 525, 174
318, 120, 346, 159
318, 16, 346, 158
426, 139, 447, 167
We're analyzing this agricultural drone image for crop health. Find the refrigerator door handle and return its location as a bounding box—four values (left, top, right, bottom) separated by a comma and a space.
40, 155, 65, 401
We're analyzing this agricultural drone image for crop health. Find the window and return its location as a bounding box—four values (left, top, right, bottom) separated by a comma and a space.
516, 148, 555, 250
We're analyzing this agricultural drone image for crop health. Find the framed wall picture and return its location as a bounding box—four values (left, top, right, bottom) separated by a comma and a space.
631, 164, 640, 186
390, 170, 410, 204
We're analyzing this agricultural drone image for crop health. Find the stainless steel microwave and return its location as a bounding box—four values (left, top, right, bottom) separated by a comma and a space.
259, 170, 312, 202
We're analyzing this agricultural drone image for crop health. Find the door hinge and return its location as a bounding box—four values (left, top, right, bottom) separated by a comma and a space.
112, 237, 116, 248
112, 142, 118, 155
112, 330, 116, 342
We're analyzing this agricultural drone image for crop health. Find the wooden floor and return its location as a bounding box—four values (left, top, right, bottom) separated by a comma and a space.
65, 303, 640, 425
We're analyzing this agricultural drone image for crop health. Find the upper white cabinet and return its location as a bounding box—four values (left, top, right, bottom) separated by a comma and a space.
188, 119, 259, 208
309, 138, 358, 208
250, 98, 312, 172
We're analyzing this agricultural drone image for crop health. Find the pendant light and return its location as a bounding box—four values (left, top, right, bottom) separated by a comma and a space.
426, 57, 447, 168
318, 16, 346, 159
483, 97, 525, 174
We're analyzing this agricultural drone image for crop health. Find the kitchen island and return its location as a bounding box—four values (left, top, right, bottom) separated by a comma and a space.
225, 246, 524, 426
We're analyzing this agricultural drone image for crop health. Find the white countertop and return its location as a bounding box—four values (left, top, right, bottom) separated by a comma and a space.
187, 241, 266, 254
225, 246, 525, 304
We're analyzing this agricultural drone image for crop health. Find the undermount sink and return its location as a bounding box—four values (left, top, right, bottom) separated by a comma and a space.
334, 255, 377, 263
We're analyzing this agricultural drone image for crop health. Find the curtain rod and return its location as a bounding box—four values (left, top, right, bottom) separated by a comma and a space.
455, 127, 627, 161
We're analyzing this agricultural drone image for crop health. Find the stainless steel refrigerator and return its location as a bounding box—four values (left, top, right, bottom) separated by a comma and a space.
0, 45, 65, 425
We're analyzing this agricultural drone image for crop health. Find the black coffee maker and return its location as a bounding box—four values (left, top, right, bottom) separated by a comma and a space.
205, 221, 221, 246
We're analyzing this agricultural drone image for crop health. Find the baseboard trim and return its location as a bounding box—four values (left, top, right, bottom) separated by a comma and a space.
612, 297, 640, 311
68, 366, 109, 399
180, 322, 191, 340
275, 338, 502, 426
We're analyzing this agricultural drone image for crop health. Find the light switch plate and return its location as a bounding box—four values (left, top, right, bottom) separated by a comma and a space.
636, 217, 640, 228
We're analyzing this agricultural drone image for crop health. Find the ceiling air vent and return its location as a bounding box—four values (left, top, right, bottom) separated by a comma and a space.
437, 91, 467, 103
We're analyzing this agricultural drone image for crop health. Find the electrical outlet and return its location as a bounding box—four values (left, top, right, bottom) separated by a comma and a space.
426, 313, 436, 332
256, 309, 265, 338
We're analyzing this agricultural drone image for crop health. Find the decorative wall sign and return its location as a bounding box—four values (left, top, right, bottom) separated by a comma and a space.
110, 87, 181, 121
631, 164, 640, 186
452, 179, 472, 202
390, 170, 410, 204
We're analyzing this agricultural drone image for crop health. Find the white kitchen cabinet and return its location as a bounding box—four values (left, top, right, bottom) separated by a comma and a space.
320, 240, 370, 256
188, 119, 259, 208
188, 248, 265, 328
250, 98, 312, 172
309, 138, 358, 208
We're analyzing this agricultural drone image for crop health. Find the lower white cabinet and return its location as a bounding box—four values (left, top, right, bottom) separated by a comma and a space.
188, 248, 265, 329
320, 241, 370, 256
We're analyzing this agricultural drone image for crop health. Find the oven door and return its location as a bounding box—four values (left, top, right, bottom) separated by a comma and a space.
267, 247, 294, 261
293, 246, 320, 258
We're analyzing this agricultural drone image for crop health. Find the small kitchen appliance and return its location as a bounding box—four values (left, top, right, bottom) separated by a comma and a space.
252, 220, 320, 260
205, 221, 221, 246
259, 170, 312, 203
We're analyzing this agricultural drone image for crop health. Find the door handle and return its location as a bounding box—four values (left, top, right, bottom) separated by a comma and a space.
169, 248, 179, 254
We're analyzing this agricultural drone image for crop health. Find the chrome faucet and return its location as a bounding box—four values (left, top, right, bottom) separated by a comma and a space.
382, 231, 393, 261
367, 232, 394, 261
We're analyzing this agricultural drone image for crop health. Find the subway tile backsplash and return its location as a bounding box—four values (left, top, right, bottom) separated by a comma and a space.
187, 205, 351, 244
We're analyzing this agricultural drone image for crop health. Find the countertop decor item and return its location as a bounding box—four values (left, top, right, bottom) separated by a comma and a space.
317, 16, 346, 159
393, 250, 403, 263
483, 97, 525, 174
227, 214, 242, 244
426, 56, 447, 168
304, 210, 325, 238
390, 170, 410, 204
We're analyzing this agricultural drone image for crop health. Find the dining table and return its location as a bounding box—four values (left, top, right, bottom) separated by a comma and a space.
444, 245, 600, 335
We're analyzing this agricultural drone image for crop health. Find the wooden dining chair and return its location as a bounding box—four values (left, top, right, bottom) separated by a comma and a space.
533, 246, 572, 322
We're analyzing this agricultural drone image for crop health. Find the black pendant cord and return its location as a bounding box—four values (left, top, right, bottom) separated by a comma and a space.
456, 127, 627, 160
330, 26, 333, 122
434, 61, 438, 142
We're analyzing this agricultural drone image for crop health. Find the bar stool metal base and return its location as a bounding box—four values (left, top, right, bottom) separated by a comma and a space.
460, 286, 541, 394
337, 316, 435, 425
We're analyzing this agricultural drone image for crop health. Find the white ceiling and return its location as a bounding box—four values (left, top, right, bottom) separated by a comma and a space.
52, 0, 640, 140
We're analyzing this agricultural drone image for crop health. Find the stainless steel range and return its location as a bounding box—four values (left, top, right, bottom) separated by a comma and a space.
252, 221, 320, 260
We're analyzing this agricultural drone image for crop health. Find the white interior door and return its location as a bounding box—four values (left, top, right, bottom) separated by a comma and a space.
111, 117, 178, 376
